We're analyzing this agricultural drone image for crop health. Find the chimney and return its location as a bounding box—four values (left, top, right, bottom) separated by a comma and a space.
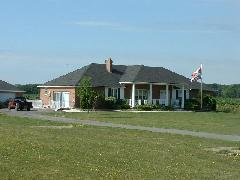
105, 57, 113, 73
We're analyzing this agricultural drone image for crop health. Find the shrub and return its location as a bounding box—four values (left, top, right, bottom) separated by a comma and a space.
116, 99, 131, 110
184, 99, 200, 110
104, 97, 116, 109
136, 104, 173, 111
203, 96, 216, 111
101, 98, 130, 110
137, 104, 154, 111
152, 104, 163, 110
120, 103, 131, 110
164, 105, 174, 111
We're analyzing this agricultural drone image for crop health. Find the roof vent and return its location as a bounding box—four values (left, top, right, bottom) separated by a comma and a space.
105, 57, 113, 73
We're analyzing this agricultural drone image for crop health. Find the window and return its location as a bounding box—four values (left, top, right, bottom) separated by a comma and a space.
44, 88, 48, 95
107, 88, 120, 99
176, 90, 182, 98
160, 90, 166, 99
176, 89, 187, 100
135, 89, 148, 100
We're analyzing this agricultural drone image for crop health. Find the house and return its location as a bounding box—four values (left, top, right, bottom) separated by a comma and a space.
0, 80, 25, 103
39, 58, 215, 109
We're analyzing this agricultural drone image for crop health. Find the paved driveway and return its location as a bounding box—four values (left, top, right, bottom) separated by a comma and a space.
1, 109, 240, 142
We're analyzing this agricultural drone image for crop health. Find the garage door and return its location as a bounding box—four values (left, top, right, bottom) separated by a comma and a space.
0, 92, 16, 102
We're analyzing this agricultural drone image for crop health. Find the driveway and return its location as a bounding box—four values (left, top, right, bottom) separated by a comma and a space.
1, 108, 240, 142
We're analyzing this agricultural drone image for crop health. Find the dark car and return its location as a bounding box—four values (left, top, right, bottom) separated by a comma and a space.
8, 97, 33, 111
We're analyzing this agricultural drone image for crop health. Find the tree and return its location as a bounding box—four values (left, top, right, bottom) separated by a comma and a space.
77, 77, 99, 111
207, 83, 240, 98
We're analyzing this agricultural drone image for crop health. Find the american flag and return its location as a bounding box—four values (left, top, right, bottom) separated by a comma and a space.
191, 64, 203, 82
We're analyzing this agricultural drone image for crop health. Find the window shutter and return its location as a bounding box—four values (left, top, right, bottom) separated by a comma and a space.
108, 88, 111, 97
184, 90, 186, 100
176, 90, 179, 99
118, 88, 120, 99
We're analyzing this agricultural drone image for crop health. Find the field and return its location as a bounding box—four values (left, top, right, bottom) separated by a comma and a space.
0, 112, 240, 179
47, 111, 240, 135
216, 98, 240, 112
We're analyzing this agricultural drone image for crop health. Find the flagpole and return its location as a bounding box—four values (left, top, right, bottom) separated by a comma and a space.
200, 64, 203, 109
201, 78, 203, 109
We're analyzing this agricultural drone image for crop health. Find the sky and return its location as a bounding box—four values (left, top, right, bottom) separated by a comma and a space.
0, 0, 239, 85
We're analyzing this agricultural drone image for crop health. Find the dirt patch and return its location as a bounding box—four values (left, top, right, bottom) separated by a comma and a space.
30, 125, 73, 129
205, 147, 240, 156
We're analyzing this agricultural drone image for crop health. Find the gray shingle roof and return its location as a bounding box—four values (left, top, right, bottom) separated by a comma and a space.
0, 80, 23, 92
43, 63, 215, 91
45, 65, 89, 86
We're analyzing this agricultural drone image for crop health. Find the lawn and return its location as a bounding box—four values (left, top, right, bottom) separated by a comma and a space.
46, 111, 240, 135
0, 113, 240, 179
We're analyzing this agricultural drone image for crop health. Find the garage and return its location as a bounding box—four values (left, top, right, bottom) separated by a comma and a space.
0, 92, 16, 102
0, 80, 24, 103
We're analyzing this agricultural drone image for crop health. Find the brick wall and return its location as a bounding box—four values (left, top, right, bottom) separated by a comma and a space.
40, 87, 76, 108
124, 84, 132, 99
40, 86, 105, 108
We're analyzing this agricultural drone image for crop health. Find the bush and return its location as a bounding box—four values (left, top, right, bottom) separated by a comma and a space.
101, 97, 131, 110
104, 97, 116, 109
184, 99, 200, 110
136, 104, 173, 111
203, 96, 216, 111
164, 105, 174, 111
137, 104, 154, 111
120, 103, 131, 110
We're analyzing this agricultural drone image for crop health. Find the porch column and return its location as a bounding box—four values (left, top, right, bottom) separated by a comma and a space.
181, 85, 185, 109
166, 84, 169, 106
149, 83, 153, 104
120, 87, 125, 99
131, 83, 136, 108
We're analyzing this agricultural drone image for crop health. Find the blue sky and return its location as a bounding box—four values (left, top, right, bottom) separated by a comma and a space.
0, 0, 239, 84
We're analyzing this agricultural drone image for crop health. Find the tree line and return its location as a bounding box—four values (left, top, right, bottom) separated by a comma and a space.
208, 84, 240, 98
15, 84, 40, 95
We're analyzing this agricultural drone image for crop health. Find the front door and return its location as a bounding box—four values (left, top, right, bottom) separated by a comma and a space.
160, 90, 170, 105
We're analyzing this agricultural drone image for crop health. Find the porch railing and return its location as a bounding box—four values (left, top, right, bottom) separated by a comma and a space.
127, 99, 180, 107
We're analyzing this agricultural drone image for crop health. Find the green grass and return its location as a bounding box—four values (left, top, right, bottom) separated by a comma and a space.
0, 113, 240, 179
46, 111, 240, 135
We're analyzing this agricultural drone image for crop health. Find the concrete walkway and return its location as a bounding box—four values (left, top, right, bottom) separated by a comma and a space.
1, 109, 240, 142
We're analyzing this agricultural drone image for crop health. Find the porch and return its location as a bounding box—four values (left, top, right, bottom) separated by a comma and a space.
121, 83, 189, 108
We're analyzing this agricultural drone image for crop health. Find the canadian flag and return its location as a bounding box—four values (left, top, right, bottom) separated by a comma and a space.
191, 64, 203, 82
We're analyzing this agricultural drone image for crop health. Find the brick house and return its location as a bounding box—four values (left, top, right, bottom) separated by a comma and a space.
39, 58, 215, 109
0, 80, 24, 103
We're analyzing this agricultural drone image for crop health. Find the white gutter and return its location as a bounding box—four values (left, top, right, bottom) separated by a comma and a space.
119, 82, 187, 86
0, 90, 25, 93
37, 86, 77, 88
